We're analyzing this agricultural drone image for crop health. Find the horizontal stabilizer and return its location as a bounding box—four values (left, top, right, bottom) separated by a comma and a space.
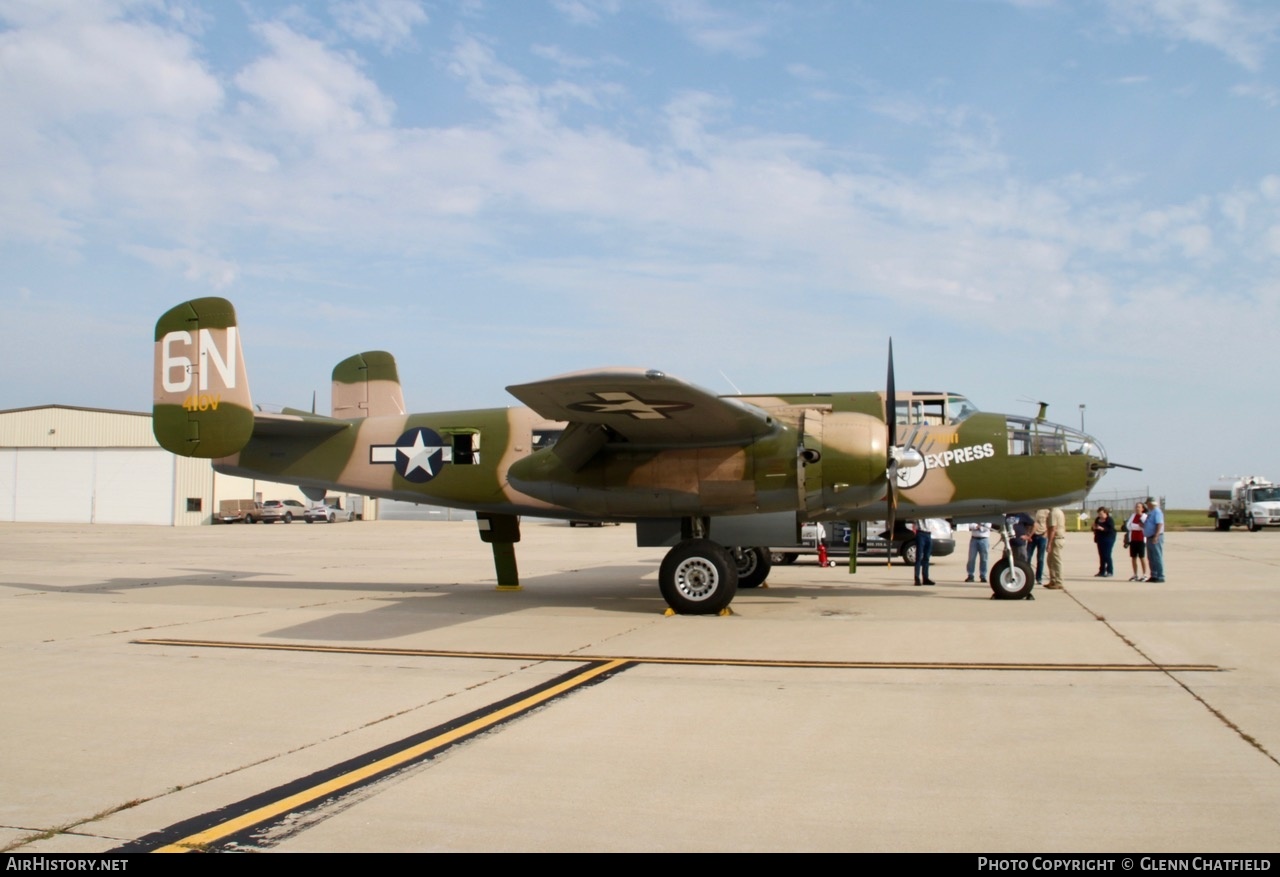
254, 410, 352, 438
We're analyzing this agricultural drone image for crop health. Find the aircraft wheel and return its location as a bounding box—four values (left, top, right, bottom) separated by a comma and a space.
733, 547, 771, 589
659, 539, 738, 615
989, 557, 1035, 599
900, 541, 918, 565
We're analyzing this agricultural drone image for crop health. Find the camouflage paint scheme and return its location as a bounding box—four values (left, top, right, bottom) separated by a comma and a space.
153, 297, 1109, 612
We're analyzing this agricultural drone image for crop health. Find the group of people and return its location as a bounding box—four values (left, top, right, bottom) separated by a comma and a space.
941, 497, 1166, 589
1095, 499, 1165, 583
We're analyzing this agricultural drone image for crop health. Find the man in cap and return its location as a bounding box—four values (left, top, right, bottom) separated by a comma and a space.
1143, 497, 1166, 583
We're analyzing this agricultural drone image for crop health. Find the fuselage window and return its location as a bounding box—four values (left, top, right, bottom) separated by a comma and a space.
532, 429, 562, 451
447, 430, 480, 465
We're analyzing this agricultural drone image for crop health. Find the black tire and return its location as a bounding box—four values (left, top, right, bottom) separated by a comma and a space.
283, 512, 293, 523
658, 539, 738, 615
1248, 515, 1261, 532
769, 552, 798, 565
305, 518, 313, 524
989, 557, 1035, 599
244, 515, 255, 524
328, 513, 336, 523
733, 547, 772, 589
900, 540, 918, 565
1215, 517, 1231, 532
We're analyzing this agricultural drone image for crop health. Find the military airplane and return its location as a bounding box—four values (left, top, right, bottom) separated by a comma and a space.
153, 297, 1114, 614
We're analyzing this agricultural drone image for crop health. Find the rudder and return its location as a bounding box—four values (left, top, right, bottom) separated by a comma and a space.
331, 351, 406, 419
153, 297, 254, 458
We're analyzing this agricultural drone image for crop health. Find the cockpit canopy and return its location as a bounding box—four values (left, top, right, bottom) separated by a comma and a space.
894, 392, 979, 427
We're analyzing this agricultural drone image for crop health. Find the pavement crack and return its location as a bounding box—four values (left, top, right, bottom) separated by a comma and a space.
1066, 589, 1280, 770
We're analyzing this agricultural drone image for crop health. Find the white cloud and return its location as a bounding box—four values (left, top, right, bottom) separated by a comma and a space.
235, 21, 394, 134
1103, 0, 1279, 70
330, 0, 427, 52
656, 0, 771, 57
550, 0, 620, 27
126, 244, 239, 288
0, 1, 222, 121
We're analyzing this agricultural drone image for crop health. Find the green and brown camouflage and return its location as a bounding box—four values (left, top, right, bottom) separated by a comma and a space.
151, 297, 1112, 613
153, 298, 254, 458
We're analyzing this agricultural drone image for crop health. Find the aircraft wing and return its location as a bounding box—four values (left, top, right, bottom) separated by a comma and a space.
506, 368, 777, 446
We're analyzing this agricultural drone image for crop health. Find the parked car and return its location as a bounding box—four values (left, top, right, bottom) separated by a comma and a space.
259, 499, 306, 523
304, 499, 354, 523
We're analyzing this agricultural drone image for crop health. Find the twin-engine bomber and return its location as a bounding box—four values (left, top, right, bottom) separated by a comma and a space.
153, 297, 1115, 614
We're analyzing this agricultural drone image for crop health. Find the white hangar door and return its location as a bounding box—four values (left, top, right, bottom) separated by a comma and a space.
6, 448, 174, 524
92, 450, 174, 524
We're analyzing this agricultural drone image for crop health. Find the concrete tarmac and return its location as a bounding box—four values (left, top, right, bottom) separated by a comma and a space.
1, 521, 1277, 853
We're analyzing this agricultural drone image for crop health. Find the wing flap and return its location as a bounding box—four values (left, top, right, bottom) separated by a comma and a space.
506, 368, 776, 447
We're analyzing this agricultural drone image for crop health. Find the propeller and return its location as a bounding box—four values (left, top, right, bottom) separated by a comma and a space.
884, 340, 903, 566
883, 339, 926, 566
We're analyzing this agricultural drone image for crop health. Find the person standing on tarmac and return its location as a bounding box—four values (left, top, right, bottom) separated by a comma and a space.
1043, 507, 1067, 590
964, 522, 991, 583
913, 520, 935, 586
1030, 509, 1050, 585
1143, 497, 1166, 583
1126, 501, 1149, 581
1092, 507, 1116, 577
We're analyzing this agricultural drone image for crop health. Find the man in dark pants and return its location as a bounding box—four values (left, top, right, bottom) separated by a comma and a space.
913, 520, 935, 586
1029, 508, 1049, 584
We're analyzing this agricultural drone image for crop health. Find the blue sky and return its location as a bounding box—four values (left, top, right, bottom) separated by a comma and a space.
3, 0, 1279, 508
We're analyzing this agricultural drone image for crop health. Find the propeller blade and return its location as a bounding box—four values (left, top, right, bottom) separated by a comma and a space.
885, 338, 896, 567
886, 338, 896, 451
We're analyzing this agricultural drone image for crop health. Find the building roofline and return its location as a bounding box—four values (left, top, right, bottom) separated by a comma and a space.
0, 404, 150, 418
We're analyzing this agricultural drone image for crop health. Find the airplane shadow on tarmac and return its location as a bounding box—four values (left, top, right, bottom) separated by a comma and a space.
8, 564, 965, 642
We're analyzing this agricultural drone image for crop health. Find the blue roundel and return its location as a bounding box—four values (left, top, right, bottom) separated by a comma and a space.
393, 427, 447, 483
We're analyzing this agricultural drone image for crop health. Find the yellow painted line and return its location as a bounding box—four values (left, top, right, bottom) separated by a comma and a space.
134, 638, 1221, 673
153, 658, 629, 853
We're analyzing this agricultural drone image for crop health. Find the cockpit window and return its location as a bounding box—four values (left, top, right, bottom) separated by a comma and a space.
948, 395, 978, 423
1006, 417, 1098, 458
896, 393, 978, 427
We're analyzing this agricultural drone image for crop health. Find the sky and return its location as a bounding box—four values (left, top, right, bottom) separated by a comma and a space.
3, 0, 1278, 509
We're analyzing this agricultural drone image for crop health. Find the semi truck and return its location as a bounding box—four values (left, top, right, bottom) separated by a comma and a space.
1208, 476, 1280, 531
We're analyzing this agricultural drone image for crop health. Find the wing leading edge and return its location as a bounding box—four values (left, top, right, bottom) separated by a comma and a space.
506, 368, 778, 447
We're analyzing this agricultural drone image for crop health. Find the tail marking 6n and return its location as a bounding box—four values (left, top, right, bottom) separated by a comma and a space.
162, 328, 238, 393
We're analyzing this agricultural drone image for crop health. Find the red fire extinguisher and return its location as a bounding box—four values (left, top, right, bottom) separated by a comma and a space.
817, 540, 829, 568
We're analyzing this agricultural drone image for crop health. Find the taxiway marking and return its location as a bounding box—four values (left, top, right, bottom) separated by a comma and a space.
113, 658, 632, 853
133, 638, 1222, 673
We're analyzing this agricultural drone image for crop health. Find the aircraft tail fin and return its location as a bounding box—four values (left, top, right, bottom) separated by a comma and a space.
153, 297, 254, 458
332, 351, 406, 419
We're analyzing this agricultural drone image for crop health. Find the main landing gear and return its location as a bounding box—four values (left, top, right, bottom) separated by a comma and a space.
658, 539, 740, 615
